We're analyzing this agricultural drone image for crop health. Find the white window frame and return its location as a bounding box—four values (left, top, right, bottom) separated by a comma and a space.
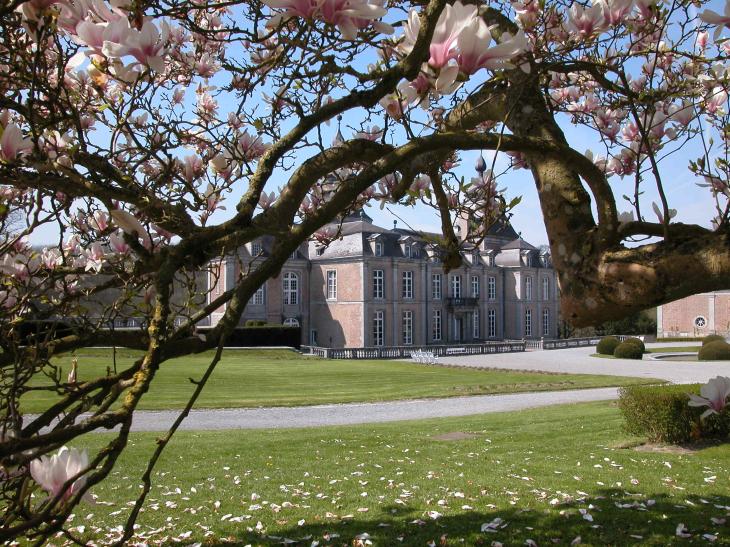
402, 271, 413, 299
402, 310, 413, 345
432, 309, 442, 342
404, 245, 412, 258
525, 308, 532, 337
326, 270, 337, 300
473, 309, 480, 339
488, 309, 496, 338
542, 308, 550, 336
375, 241, 383, 257
373, 269, 384, 300
525, 276, 533, 300
488, 276, 496, 300
251, 241, 262, 256
432, 273, 442, 300
450, 275, 461, 298
373, 310, 384, 347
283, 317, 299, 327
252, 285, 265, 306
543, 276, 550, 300
471, 275, 480, 298
283, 272, 299, 305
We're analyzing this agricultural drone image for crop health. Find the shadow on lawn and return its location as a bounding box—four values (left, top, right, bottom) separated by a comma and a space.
198, 489, 729, 546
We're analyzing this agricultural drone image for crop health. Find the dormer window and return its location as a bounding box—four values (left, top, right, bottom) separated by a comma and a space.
316, 246, 325, 256
405, 245, 412, 258
412, 245, 420, 258
375, 242, 384, 257
251, 241, 262, 256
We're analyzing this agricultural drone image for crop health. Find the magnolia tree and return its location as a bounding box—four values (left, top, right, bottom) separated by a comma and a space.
2, 0, 730, 541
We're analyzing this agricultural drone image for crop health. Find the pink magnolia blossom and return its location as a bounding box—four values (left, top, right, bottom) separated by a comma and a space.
457, 22, 528, 74
0, 123, 32, 162
109, 231, 130, 254
700, 2, 730, 40
705, 86, 728, 115
697, 175, 730, 197
688, 376, 730, 418
652, 201, 677, 224
110, 209, 151, 248
85, 242, 105, 273
102, 21, 167, 72
263, 0, 390, 40
30, 446, 92, 503
596, 0, 634, 26
259, 191, 277, 210
566, 3, 606, 38
512, 0, 541, 29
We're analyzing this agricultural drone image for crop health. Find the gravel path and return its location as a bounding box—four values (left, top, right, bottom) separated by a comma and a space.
128, 387, 619, 432
437, 342, 730, 384
79, 342, 729, 432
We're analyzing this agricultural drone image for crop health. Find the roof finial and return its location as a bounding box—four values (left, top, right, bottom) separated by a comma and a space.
393, 220, 397, 229
333, 115, 344, 147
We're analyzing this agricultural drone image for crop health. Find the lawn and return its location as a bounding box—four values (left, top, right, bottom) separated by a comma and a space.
58, 402, 729, 545
592, 346, 701, 359
20, 349, 660, 413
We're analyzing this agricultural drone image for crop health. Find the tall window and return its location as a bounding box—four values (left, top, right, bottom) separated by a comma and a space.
251, 241, 262, 256
252, 285, 265, 305
488, 309, 496, 337
373, 270, 384, 299
525, 308, 532, 337
404, 245, 412, 258
471, 275, 480, 297
488, 276, 496, 300
402, 271, 413, 299
432, 309, 442, 341
432, 274, 442, 300
326, 270, 337, 300
402, 310, 413, 345
543, 276, 550, 300
473, 309, 480, 339
525, 276, 533, 300
543, 308, 550, 336
283, 272, 299, 305
450, 275, 461, 298
375, 241, 383, 256
373, 310, 384, 346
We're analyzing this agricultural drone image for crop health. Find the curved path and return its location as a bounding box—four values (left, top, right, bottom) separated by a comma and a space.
123, 342, 729, 432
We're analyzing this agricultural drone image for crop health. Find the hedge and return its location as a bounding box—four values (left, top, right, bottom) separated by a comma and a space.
656, 337, 705, 342
596, 336, 620, 355
619, 384, 730, 444
698, 340, 730, 361
702, 334, 727, 346
622, 336, 646, 353
197, 326, 301, 348
613, 341, 643, 359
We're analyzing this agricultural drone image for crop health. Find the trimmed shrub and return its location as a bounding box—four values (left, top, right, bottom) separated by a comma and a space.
702, 334, 727, 346
613, 341, 643, 359
622, 336, 645, 353
596, 336, 620, 355
619, 384, 730, 444
698, 340, 730, 361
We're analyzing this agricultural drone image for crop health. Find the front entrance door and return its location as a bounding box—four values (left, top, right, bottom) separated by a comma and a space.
453, 317, 463, 342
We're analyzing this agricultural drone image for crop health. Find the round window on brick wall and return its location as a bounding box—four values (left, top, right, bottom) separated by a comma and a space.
694, 316, 707, 328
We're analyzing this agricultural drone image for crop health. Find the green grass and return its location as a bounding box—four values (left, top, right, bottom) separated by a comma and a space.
592, 346, 701, 359
60, 402, 729, 545
646, 346, 701, 354
20, 349, 660, 413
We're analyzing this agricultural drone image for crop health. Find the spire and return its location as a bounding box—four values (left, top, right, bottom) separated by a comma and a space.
332, 115, 345, 147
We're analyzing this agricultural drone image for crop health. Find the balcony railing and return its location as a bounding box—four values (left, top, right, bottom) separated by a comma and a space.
446, 297, 479, 309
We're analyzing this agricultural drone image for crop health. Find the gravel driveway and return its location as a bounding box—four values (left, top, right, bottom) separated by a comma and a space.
77, 342, 730, 432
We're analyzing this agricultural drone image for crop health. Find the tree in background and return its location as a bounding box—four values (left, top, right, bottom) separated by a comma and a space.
1, 0, 730, 541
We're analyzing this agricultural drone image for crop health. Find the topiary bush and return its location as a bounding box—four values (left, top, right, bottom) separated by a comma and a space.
619, 384, 730, 444
622, 336, 646, 353
698, 340, 730, 361
613, 341, 644, 359
596, 336, 620, 355
702, 334, 727, 346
